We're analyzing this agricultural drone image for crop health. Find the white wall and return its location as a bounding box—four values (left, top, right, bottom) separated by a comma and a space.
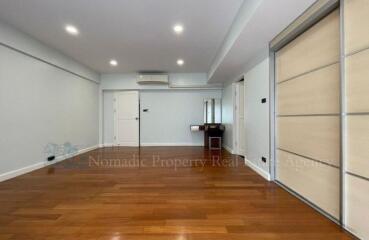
141, 90, 222, 146
244, 57, 270, 173
101, 73, 223, 146
101, 73, 213, 90
0, 22, 99, 180
222, 83, 234, 152
103, 91, 115, 145
0, 21, 99, 83
103, 89, 222, 146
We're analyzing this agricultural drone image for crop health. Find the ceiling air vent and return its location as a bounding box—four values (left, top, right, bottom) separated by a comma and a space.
137, 74, 169, 85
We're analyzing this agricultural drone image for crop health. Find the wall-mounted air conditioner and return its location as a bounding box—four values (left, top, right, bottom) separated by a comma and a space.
137, 74, 169, 85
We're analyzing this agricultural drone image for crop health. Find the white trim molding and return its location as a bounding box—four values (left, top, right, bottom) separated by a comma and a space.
99, 143, 115, 147
0, 145, 99, 182
223, 145, 234, 154
140, 143, 204, 147
244, 158, 271, 181
47, 144, 99, 166
0, 162, 45, 183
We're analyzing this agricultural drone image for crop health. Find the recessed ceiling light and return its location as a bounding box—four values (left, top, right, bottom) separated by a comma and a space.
65, 25, 79, 35
173, 24, 184, 34
110, 59, 118, 66
177, 59, 184, 66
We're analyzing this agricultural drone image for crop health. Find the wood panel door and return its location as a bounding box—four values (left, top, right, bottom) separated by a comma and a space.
344, 0, 369, 238
275, 9, 340, 219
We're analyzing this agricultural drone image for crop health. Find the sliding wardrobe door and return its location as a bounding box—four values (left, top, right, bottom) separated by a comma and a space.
344, 0, 369, 238
275, 10, 340, 219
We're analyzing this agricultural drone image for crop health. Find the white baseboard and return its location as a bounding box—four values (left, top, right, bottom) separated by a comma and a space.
223, 145, 234, 154
244, 158, 271, 181
100, 143, 115, 147
140, 143, 204, 147
79, 145, 99, 154
0, 162, 45, 182
101, 143, 204, 147
0, 144, 99, 182
50, 144, 99, 164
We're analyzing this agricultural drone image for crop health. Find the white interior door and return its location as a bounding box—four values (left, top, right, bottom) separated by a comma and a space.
234, 81, 245, 156
114, 91, 139, 146
238, 81, 245, 155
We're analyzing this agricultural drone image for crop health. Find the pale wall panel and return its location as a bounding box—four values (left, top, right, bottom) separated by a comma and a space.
141, 90, 221, 145
344, 1, 369, 240
221, 84, 234, 151
277, 150, 340, 218
344, 0, 369, 54
278, 116, 340, 166
104, 90, 222, 146
244, 58, 270, 173
276, 10, 340, 82
278, 63, 340, 115
346, 174, 369, 239
346, 48, 369, 113
347, 116, 369, 179
0, 46, 99, 175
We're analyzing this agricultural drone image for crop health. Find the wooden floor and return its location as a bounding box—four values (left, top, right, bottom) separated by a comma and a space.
0, 147, 353, 240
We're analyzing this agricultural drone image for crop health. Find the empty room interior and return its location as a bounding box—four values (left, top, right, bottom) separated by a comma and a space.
1, 0, 369, 239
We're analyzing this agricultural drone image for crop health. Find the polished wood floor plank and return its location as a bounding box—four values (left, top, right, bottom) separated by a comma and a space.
0, 147, 353, 239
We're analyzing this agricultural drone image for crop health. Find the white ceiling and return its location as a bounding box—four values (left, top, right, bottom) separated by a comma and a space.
0, 0, 243, 74
208, 0, 317, 83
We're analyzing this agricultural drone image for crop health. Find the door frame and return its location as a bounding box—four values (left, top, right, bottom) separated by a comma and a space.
101, 90, 140, 147
113, 91, 140, 147
233, 79, 245, 156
